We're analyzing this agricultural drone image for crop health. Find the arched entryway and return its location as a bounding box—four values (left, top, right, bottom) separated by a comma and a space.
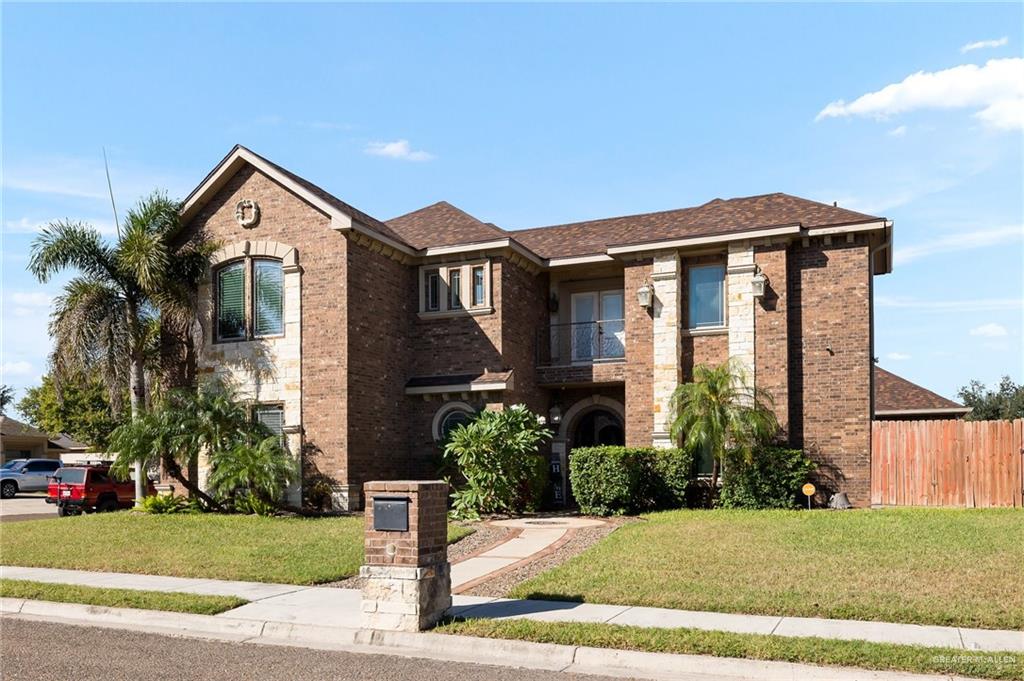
559, 397, 625, 506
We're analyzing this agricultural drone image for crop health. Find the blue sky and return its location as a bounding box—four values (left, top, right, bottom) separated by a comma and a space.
2, 3, 1022, 415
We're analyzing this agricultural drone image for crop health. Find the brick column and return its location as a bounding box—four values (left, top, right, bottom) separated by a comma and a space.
360, 481, 451, 631
624, 259, 653, 446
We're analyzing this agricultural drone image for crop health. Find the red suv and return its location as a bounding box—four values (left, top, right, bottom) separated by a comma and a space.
46, 463, 156, 517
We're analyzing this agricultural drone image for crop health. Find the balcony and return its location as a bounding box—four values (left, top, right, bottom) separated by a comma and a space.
536, 320, 627, 386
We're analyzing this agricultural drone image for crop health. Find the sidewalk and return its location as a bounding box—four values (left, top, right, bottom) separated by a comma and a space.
3, 565, 1021, 652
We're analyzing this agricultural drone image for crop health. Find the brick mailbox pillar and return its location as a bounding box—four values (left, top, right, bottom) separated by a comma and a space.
360, 481, 451, 631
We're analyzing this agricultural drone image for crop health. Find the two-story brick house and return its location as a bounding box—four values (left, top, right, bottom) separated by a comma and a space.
167, 145, 893, 508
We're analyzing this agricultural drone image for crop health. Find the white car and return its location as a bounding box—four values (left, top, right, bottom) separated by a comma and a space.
0, 459, 63, 498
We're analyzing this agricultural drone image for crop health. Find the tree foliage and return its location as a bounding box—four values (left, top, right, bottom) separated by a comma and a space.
958, 376, 1024, 421
109, 380, 291, 512
443, 405, 550, 519
669, 359, 779, 489
16, 374, 124, 450
0, 385, 14, 414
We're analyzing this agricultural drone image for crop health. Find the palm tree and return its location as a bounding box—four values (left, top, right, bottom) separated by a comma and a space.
668, 359, 779, 490
29, 191, 210, 502
0, 385, 14, 414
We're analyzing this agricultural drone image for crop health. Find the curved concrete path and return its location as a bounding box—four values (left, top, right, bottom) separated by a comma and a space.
450, 517, 605, 593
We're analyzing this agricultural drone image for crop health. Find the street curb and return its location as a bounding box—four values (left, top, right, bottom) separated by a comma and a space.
0, 598, 989, 681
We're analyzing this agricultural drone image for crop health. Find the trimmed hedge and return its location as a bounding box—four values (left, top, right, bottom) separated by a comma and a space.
570, 446, 694, 515
718, 446, 814, 509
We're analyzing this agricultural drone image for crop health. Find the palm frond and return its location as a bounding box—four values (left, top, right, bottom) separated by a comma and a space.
29, 221, 119, 285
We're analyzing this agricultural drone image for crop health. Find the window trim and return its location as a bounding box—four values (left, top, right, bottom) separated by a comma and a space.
252, 258, 285, 339
214, 260, 247, 343
687, 263, 727, 330
431, 401, 475, 442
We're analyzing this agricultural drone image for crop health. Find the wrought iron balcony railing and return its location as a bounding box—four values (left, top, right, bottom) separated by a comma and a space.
537, 319, 626, 366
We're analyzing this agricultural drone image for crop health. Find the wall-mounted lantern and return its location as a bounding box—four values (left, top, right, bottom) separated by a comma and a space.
636, 282, 653, 309
548, 403, 563, 425
751, 269, 768, 299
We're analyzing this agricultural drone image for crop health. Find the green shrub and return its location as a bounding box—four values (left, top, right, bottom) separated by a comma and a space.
139, 494, 192, 514
232, 493, 279, 517
570, 446, 694, 515
443, 405, 550, 520
718, 446, 814, 509
208, 436, 296, 510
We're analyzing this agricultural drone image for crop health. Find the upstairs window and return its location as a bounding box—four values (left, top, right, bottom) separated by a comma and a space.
216, 262, 246, 340
688, 264, 725, 329
419, 261, 490, 315
425, 269, 440, 311
448, 268, 462, 310
215, 257, 287, 342
254, 259, 284, 336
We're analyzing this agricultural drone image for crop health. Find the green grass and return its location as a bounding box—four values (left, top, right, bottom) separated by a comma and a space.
512, 508, 1024, 630
440, 619, 1024, 681
0, 579, 246, 615
0, 513, 474, 584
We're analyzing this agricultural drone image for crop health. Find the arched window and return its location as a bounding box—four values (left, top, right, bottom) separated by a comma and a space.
433, 403, 474, 442
214, 257, 285, 341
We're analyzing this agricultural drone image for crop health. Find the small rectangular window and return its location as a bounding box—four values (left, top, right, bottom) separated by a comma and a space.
425, 270, 440, 311
472, 266, 485, 307
689, 264, 725, 328
255, 404, 285, 446
253, 260, 284, 336
449, 268, 462, 310
217, 262, 246, 340
695, 441, 715, 476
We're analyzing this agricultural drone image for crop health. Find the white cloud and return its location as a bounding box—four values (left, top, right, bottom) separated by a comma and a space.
4, 216, 119, 236
887, 125, 908, 137
9, 292, 53, 307
961, 37, 1009, 54
893, 224, 1024, 265
886, 352, 911, 361
364, 140, 434, 162
816, 58, 1024, 131
969, 323, 1008, 337
1, 361, 33, 377
876, 295, 1023, 312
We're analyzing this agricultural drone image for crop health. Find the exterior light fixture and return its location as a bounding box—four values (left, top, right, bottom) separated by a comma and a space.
751, 270, 768, 299
548, 403, 563, 425
636, 282, 653, 309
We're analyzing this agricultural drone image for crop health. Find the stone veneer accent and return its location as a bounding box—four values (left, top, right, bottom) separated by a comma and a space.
651, 252, 681, 447
197, 239, 303, 505
727, 243, 756, 389
360, 481, 451, 631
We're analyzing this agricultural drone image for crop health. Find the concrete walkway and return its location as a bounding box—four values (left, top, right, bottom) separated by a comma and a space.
3, 565, 1021, 652
451, 517, 604, 591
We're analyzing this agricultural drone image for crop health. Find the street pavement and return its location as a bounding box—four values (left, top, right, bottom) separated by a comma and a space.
0, 619, 639, 681
0, 494, 54, 522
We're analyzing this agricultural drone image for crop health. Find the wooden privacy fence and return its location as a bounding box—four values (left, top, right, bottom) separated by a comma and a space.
871, 419, 1023, 508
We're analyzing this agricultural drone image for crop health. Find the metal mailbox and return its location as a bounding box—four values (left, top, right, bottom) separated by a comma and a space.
372, 496, 409, 532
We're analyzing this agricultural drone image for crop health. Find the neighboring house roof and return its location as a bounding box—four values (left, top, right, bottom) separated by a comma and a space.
387, 201, 508, 250
874, 367, 970, 417
512, 193, 880, 259
0, 416, 49, 439
48, 433, 90, 452
181, 146, 890, 266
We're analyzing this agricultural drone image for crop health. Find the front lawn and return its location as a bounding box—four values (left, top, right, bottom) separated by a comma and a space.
511, 508, 1024, 630
439, 619, 1024, 681
0, 513, 474, 584
0, 579, 246, 615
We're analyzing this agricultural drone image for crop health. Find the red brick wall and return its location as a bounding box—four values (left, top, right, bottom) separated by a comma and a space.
787, 236, 872, 505
176, 166, 350, 495
754, 243, 789, 434
346, 236, 415, 489
364, 481, 448, 567
624, 259, 653, 446
679, 255, 729, 380
500, 262, 548, 414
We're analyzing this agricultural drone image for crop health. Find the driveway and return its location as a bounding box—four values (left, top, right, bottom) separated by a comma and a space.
0, 494, 54, 522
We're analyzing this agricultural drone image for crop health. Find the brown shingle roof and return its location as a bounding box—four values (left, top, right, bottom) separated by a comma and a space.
874, 367, 967, 414
0, 416, 49, 439
386, 202, 507, 250
512, 193, 880, 259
